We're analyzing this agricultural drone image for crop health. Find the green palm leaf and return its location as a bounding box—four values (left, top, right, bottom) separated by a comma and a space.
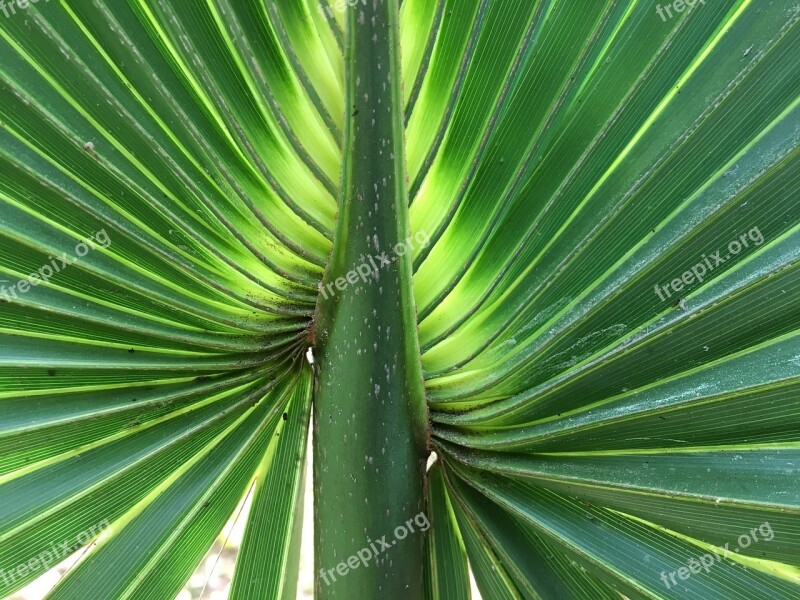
1, 0, 798, 598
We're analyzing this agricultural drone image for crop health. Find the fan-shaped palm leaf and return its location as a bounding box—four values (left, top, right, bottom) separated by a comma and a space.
1, 0, 798, 599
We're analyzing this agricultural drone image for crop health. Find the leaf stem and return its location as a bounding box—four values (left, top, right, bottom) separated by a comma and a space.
313, 0, 429, 596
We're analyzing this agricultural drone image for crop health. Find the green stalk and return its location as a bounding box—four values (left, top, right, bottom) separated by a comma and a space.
312, 0, 429, 597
